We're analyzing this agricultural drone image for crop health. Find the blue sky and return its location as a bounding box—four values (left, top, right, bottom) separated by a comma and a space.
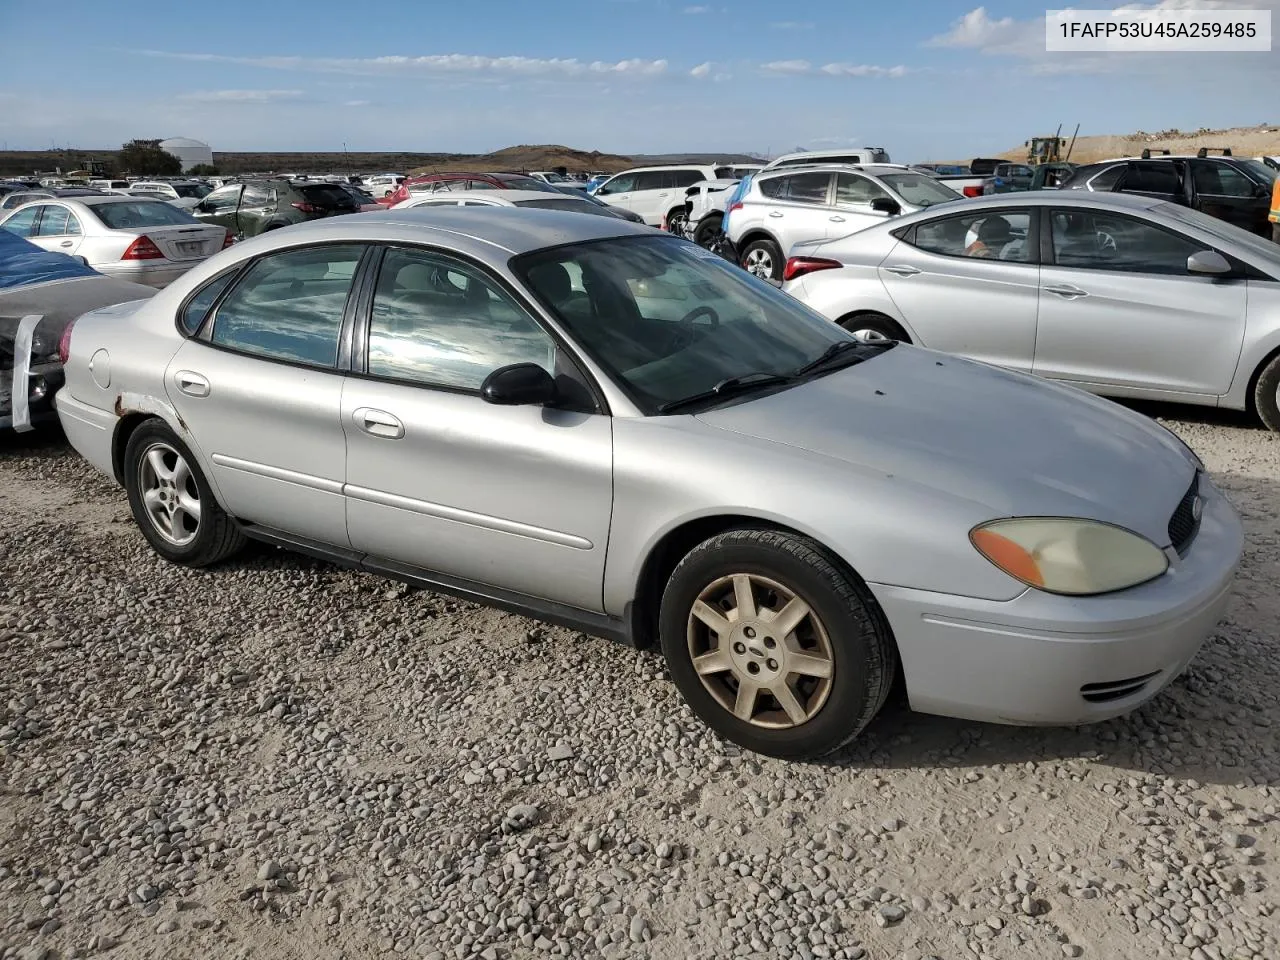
2, 0, 1276, 161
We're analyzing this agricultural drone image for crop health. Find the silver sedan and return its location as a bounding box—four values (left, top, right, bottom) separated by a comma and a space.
54, 208, 1242, 759
0, 196, 229, 289
781, 191, 1280, 431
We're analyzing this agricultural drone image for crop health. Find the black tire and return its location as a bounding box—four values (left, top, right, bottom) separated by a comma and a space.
659, 528, 896, 760
693, 214, 723, 249
664, 207, 689, 236
124, 420, 246, 567
837, 311, 910, 343
1253, 353, 1280, 433
740, 238, 783, 282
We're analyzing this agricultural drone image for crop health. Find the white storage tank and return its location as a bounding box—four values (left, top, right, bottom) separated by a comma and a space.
159, 137, 214, 172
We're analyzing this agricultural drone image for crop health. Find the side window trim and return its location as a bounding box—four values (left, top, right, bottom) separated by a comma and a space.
199, 242, 375, 372
350, 242, 607, 414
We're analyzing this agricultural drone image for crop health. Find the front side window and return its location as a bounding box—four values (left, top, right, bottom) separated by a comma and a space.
911, 211, 1034, 262
210, 244, 366, 367
597, 174, 636, 195
1, 206, 41, 237
241, 184, 272, 206
879, 174, 960, 207
781, 172, 832, 205
367, 247, 555, 390
514, 235, 859, 414
1049, 209, 1207, 275
203, 186, 241, 211
834, 173, 891, 207
35, 206, 71, 236
1192, 161, 1257, 198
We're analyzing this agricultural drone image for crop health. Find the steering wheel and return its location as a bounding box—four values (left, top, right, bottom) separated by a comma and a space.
679, 304, 720, 329
667, 304, 721, 351
1096, 231, 1118, 255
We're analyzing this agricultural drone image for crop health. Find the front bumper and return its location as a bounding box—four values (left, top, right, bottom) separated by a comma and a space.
1, 364, 63, 432
870, 476, 1243, 726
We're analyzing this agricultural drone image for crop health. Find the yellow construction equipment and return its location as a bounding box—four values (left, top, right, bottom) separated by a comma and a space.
1026, 124, 1080, 166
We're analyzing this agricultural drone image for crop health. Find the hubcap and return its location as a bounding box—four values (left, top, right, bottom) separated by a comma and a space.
743, 248, 774, 279
138, 441, 201, 546
850, 328, 890, 342
686, 573, 834, 729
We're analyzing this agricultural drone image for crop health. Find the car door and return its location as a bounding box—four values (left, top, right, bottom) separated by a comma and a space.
766, 172, 837, 254
341, 245, 613, 611
1034, 207, 1246, 396
33, 204, 84, 258
877, 207, 1040, 372
1189, 160, 1268, 235
237, 183, 275, 236
830, 173, 894, 238
166, 243, 370, 546
194, 185, 243, 233
1113, 161, 1187, 206
593, 172, 638, 214
626, 171, 671, 225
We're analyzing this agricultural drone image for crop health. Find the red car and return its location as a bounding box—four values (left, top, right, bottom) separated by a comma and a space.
380, 171, 564, 206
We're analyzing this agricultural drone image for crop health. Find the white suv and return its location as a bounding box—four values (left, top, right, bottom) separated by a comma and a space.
127, 180, 212, 209
362, 174, 406, 198
761, 148, 891, 172
591, 164, 737, 227
727, 165, 961, 281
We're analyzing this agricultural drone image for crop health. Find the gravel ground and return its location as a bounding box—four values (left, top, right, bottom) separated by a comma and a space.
0, 407, 1277, 960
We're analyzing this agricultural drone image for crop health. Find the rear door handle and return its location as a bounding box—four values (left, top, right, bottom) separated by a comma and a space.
829, 216, 846, 222
353, 407, 405, 440
59, 240, 73, 248
883, 264, 921, 277
1043, 284, 1088, 299
768, 211, 784, 218
174, 370, 210, 398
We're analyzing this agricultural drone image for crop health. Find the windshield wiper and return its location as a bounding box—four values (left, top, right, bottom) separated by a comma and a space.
792, 338, 893, 378
658, 372, 793, 414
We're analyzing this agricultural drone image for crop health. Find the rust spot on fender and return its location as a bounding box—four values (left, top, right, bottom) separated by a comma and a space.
113, 395, 129, 418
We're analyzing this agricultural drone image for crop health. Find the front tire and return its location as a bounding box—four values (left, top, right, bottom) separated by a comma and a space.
1253, 353, 1280, 433
740, 238, 783, 282
659, 528, 896, 760
124, 420, 245, 567
693, 214, 723, 249
664, 207, 689, 236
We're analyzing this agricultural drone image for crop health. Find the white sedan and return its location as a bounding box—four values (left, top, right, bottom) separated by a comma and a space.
0, 196, 229, 289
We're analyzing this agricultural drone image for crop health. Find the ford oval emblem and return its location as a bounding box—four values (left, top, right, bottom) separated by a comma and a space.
1192, 496, 1204, 521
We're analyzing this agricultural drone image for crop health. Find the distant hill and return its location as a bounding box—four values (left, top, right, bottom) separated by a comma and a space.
994, 122, 1280, 165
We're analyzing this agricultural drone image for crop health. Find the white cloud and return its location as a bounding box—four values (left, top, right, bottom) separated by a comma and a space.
761, 59, 812, 74
682, 4, 710, 12
177, 89, 303, 102
925, 6, 1023, 49
690, 61, 712, 78
139, 49, 669, 80
343, 99, 371, 107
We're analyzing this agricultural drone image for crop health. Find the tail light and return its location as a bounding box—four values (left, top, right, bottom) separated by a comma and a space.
222, 231, 235, 248
57, 319, 76, 365
962, 185, 984, 198
121, 235, 164, 260
783, 257, 843, 282
291, 202, 321, 213
727, 201, 744, 214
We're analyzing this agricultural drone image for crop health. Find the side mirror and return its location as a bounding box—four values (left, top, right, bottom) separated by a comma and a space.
481, 363, 557, 406
1187, 250, 1232, 276
870, 197, 901, 216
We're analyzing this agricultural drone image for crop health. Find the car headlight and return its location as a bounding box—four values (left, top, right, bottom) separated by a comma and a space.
970, 518, 1169, 596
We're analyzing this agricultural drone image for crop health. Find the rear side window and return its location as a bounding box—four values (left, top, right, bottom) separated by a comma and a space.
634, 171, 667, 191
910, 211, 1034, 263
669, 170, 705, 188
1083, 165, 1123, 191
35, 206, 71, 236
780, 172, 831, 205
1119, 163, 1180, 196
758, 176, 786, 199
210, 245, 366, 367
180, 271, 237, 335
298, 184, 355, 207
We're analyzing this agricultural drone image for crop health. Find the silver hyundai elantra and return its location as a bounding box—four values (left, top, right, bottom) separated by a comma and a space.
54, 207, 1242, 760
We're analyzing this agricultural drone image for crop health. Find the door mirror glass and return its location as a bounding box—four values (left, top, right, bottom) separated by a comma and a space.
1186, 250, 1232, 276
870, 197, 901, 216
481, 363, 558, 406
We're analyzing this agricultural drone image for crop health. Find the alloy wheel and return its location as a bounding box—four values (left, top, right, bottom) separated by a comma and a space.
686, 573, 834, 729
138, 441, 202, 546
850, 328, 890, 342
742, 248, 774, 280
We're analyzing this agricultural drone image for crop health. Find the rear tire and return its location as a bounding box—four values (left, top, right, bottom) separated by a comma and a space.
659, 528, 896, 760
1253, 353, 1280, 433
837, 311, 910, 343
124, 420, 246, 567
740, 238, 783, 282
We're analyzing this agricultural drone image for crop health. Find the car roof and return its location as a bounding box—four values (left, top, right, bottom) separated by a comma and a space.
245, 206, 648, 256
608, 164, 720, 174
756, 163, 910, 179
403, 189, 586, 204
892, 191, 1165, 222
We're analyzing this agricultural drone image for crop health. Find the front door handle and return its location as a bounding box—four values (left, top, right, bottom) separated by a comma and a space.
768, 211, 784, 218
174, 370, 210, 398
829, 216, 846, 222
353, 407, 405, 440
883, 264, 921, 277
1044, 284, 1088, 299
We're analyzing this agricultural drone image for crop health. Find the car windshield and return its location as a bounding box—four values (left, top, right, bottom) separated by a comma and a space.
1153, 202, 1280, 265
172, 183, 212, 198
1237, 159, 1277, 185
880, 173, 961, 207
92, 200, 199, 228
513, 197, 613, 217
513, 235, 867, 414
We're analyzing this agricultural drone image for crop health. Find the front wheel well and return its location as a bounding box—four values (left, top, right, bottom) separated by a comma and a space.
628, 515, 896, 660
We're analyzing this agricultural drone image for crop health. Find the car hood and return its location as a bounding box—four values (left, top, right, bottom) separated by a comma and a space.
695, 345, 1198, 546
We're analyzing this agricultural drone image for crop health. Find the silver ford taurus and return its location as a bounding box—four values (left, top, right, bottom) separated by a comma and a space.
54, 207, 1243, 760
